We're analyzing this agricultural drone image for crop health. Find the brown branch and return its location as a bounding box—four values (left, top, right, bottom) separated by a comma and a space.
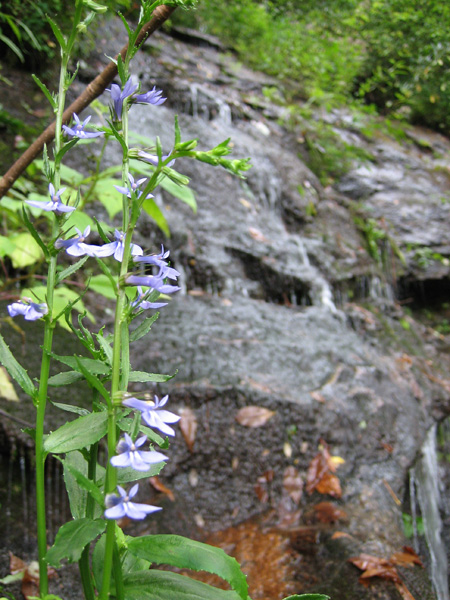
0, 5, 176, 199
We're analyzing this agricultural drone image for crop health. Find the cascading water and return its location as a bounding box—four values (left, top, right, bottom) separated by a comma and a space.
411, 425, 449, 600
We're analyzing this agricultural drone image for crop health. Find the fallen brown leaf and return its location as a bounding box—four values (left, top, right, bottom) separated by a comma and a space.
390, 546, 424, 568
306, 441, 343, 498
179, 407, 198, 452
149, 476, 175, 501
236, 406, 275, 427
313, 501, 347, 523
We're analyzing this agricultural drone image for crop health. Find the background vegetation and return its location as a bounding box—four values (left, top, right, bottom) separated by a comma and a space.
171, 0, 450, 134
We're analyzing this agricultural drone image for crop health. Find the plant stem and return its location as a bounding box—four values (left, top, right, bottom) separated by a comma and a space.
35, 252, 57, 597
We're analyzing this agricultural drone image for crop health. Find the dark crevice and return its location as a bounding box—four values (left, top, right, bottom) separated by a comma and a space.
227, 247, 313, 306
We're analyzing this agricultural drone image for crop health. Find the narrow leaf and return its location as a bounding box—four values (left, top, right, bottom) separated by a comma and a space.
44, 411, 108, 454
51, 402, 90, 416
128, 371, 175, 383
55, 138, 79, 164
63, 462, 104, 506
48, 371, 83, 386
0, 332, 36, 400
22, 208, 49, 258
126, 535, 248, 600
130, 313, 159, 342
46, 518, 106, 567
123, 570, 243, 600
48, 352, 110, 375
75, 357, 110, 402
56, 255, 89, 285
47, 16, 66, 50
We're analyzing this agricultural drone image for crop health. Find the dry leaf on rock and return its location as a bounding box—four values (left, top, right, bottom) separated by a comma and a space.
313, 501, 347, 523
149, 476, 175, 501
236, 406, 275, 427
349, 549, 422, 598
306, 440, 343, 498
179, 407, 197, 452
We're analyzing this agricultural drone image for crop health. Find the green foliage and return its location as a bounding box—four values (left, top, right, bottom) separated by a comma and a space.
126, 535, 248, 600
355, 0, 450, 132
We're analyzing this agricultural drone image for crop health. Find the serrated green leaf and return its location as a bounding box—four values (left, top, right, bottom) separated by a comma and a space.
46, 518, 106, 567
63, 461, 104, 506
44, 411, 108, 454
55, 255, 89, 285
47, 16, 66, 50
126, 536, 248, 600
0, 332, 36, 400
64, 451, 105, 520
123, 570, 243, 600
55, 138, 79, 165
129, 312, 159, 342
128, 371, 175, 383
48, 352, 110, 375
48, 371, 84, 386
75, 357, 110, 402
51, 401, 90, 416
22, 208, 49, 258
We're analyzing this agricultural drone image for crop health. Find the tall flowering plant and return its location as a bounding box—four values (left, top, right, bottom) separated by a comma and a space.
0, 2, 328, 600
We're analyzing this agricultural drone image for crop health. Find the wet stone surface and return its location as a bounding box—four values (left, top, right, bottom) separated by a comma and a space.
1, 19, 450, 600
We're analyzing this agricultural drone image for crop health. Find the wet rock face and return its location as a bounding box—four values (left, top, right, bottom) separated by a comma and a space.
2, 22, 450, 600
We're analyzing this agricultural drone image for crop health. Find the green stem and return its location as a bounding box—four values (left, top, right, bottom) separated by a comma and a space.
35, 252, 58, 597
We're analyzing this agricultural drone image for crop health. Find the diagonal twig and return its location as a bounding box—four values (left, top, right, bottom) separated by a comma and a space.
0, 4, 176, 200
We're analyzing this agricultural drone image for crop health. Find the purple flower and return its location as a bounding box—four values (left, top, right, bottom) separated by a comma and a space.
26, 183, 75, 214
134, 245, 180, 281
131, 286, 168, 311
55, 226, 106, 257
104, 484, 161, 520
107, 78, 138, 121
62, 113, 104, 139
8, 298, 48, 321
113, 173, 154, 200
137, 150, 175, 168
110, 433, 168, 471
123, 394, 180, 436
98, 229, 143, 262
126, 273, 180, 295
133, 86, 166, 106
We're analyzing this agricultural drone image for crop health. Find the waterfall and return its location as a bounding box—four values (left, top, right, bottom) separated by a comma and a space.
412, 425, 449, 600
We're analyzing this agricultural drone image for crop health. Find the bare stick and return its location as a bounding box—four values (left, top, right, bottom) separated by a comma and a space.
0, 5, 176, 199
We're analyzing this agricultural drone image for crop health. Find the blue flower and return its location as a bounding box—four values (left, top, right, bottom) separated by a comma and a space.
107, 79, 139, 121
110, 433, 168, 471
104, 484, 161, 520
26, 183, 75, 214
133, 86, 166, 106
113, 173, 154, 200
123, 394, 180, 436
98, 229, 143, 262
126, 273, 180, 295
62, 113, 104, 139
134, 244, 179, 277
137, 150, 175, 168
131, 286, 168, 311
55, 226, 106, 257
8, 298, 48, 321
